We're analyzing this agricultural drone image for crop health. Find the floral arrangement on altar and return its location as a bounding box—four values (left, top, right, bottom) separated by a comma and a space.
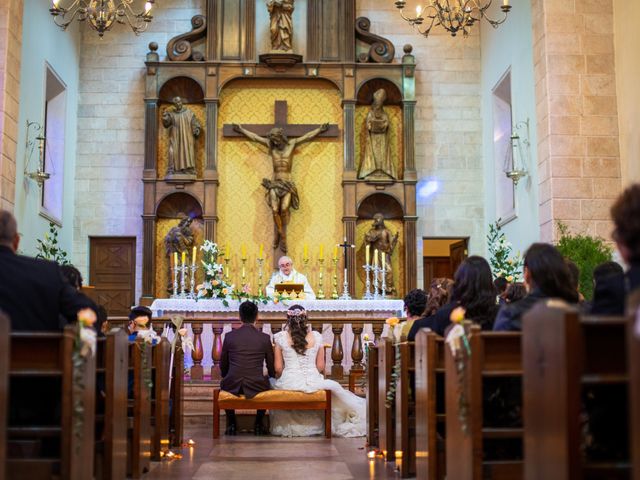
487, 219, 523, 282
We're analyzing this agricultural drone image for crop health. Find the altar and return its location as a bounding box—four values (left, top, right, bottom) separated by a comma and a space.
150, 298, 403, 378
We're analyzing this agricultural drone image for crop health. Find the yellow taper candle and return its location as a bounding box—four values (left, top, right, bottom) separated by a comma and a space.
181, 251, 186, 266
381, 251, 386, 270
373, 248, 378, 267
333, 245, 338, 260
225, 243, 230, 259
319, 244, 324, 260
192, 246, 197, 265
173, 252, 178, 269
259, 244, 264, 259
241, 244, 247, 259
303, 244, 308, 260
365, 244, 370, 265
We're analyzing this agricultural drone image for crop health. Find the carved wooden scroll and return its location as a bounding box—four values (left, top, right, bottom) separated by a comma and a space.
167, 15, 207, 61
355, 17, 395, 64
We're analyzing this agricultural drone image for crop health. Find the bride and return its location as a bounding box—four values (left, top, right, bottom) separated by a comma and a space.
269, 305, 366, 437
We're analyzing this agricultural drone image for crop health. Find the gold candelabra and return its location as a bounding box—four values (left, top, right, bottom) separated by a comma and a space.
257, 258, 265, 296
331, 257, 339, 299
317, 258, 325, 300
240, 257, 248, 286
303, 257, 310, 280
224, 258, 231, 284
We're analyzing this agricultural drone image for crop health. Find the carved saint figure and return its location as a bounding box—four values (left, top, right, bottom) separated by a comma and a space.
358, 88, 396, 180
268, 0, 295, 52
233, 123, 329, 253
162, 96, 202, 175
365, 213, 399, 295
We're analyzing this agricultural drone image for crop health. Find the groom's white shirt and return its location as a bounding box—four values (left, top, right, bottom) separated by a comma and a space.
265, 268, 316, 299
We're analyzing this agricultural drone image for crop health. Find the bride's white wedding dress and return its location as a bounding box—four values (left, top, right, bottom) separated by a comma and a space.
269, 330, 366, 437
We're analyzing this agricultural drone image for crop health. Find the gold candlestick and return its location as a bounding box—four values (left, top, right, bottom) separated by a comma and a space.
303, 257, 310, 280
331, 257, 339, 299
317, 258, 325, 300
240, 257, 247, 286
257, 258, 264, 296
224, 258, 231, 284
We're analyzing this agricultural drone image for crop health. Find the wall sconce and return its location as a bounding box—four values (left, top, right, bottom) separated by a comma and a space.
505, 118, 530, 186
24, 121, 50, 187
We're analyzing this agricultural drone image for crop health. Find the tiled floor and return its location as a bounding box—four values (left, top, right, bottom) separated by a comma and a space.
146, 427, 403, 479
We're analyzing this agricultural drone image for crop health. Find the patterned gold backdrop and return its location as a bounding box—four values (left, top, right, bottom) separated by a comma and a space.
354, 105, 404, 179
157, 103, 207, 179
155, 218, 205, 299
355, 219, 404, 299
217, 79, 344, 289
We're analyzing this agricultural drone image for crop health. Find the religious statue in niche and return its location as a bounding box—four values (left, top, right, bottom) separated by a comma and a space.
268, 0, 294, 52
162, 96, 202, 178
358, 88, 397, 180
365, 213, 399, 295
164, 216, 195, 292
233, 123, 329, 253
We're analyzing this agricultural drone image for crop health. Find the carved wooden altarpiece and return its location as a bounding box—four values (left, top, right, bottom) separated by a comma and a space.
140, 0, 417, 304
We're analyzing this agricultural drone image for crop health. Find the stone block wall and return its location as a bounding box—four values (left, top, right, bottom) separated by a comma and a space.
0, 0, 23, 211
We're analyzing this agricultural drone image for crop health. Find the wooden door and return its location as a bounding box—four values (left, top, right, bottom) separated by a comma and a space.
449, 240, 468, 276
423, 256, 453, 289
89, 237, 136, 316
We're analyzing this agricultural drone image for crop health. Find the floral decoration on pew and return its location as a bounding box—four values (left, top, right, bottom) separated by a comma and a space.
446, 306, 472, 435
384, 316, 403, 409
72, 309, 98, 444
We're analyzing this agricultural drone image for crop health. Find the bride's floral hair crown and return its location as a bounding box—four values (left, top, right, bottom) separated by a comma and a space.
286, 308, 305, 317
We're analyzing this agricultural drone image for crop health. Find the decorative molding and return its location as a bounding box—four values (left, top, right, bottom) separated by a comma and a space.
167, 15, 207, 61
355, 17, 395, 63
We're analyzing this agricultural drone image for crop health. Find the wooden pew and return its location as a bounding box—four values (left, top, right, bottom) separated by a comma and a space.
127, 340, 152, 478
629, 289, 640, 479
415, 329, 446, 480
7, 325, 96, 480
524, 300, 635, 480
170, 338, 185, 447
151, 337, 171, 460
94, 329, 128, 480
0, 313, 9, 480
366, 344, 379, 449
445, 325, 523, 480
395, 341, 416, 477
377, 338, 395, 461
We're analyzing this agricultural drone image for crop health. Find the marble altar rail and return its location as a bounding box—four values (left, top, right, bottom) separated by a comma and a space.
106, 316, 390, 381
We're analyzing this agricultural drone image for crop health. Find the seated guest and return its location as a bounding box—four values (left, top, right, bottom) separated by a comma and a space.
409, 256, 498, 339
494, 276, 509, 305
398, 289, 427, 340
565, 258, 585, 303
220, 301, 275, 435
425, 278, 454, 316
610, 184, 640, 298
265, 256, 315, 299
589, 261, 625, 315
503, 282, 527, 304
0, 210, 95, 331
494, 243, 579, 331
61, 264, 107, 334
127, 305, 154, 340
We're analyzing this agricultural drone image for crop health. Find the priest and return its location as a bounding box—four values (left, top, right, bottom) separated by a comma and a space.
266, 256, 315, 299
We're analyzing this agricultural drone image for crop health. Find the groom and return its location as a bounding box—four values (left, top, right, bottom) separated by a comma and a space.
220, 301, 275, 435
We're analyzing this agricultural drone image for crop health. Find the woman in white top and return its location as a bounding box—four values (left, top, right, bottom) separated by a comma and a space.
269, 305, 366, 437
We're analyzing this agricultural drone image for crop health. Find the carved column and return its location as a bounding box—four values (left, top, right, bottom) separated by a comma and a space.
330, 324, 344, 379
344, 218, 357, 297
350, 323, 364, 371
144, 100, 158, 170
404, 217, 418, 292
141, 215, 155, 303
190, 325, 204, 380
402, 100, 417, 173
206, 0, 217, 60
343, 101, 356, 171
211, 327, 223, 380
205, 100, 218, 170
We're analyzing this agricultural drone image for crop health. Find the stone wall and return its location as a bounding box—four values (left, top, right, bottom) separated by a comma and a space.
0, 0, 23, 211
74, 0, 483, 296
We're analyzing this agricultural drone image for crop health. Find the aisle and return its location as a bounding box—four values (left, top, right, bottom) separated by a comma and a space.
146, 427, 403, 479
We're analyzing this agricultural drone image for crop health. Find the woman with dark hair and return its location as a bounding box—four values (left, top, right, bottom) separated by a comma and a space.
494, 243, 579, 331
269, 305, 366, 437
408, 256, 498, 339
503, 282, 527, 304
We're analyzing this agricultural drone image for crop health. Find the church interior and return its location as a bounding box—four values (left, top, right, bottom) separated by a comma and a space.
0, 0, 639, 478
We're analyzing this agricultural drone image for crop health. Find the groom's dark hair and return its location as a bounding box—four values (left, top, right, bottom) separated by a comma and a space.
239, 301, 258, 324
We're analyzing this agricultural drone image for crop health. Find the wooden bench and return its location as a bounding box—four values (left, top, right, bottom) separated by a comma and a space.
151, 337, 171, 460
213, 389, 332, 439
170, 337, 185, 447
95, 329, 128, 480
415, 329, 446, 480
7, 325, 96, 480
366, 344, 379, 449
377, 338, 396, 461
524, 299, 637, 479
127, 340, 152, 478
0, 312, 9, 480
446, 325, 523, 480
629, 289, 640, 479
395, 341, 416, 477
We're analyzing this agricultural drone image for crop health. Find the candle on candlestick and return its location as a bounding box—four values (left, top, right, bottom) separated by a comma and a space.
373, 248, 379, 267
173, 252, 178, 269
225, 243, 230, 259
502, 0, 509, 5
381, 251, 386, 270
333, 245, 338, 260
303, 244, 308, 260
181, 251, 186, 266
365, 244, 370, 265
259, 244, 264, 259
242, 265, 246, 279
192, 246, 197, 266
319, 244, 324, 260
241, 244, 247, 259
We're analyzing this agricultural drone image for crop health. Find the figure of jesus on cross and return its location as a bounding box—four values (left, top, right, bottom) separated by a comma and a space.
233, 122, 327, 253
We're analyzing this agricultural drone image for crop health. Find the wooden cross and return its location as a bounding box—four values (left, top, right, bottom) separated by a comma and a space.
222, 100, 340, 138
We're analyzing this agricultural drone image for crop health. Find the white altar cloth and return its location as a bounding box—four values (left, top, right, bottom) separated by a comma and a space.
150, 298, 404, 316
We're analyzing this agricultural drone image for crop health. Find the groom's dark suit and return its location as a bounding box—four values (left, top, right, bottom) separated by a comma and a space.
220, 323, 275, 399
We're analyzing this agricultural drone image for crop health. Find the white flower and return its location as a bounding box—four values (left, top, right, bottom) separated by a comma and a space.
137, 328, 160, 345
79, 327, 97, 357
181, 335, 195, 351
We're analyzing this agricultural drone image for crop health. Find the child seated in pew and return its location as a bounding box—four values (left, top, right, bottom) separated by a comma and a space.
127, 305, 158, 344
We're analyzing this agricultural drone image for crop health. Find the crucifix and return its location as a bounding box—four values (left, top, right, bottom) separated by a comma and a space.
223, 100, 339, 256
338, 237, 355, 300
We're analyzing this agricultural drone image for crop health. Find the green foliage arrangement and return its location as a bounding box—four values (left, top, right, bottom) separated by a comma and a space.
36, 222, 70, 265
555, 222, 613, 301
487, 219, 523, 281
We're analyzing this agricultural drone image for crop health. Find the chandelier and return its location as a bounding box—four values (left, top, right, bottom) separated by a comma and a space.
50, 0, 155, 37
394, 0, 511, 38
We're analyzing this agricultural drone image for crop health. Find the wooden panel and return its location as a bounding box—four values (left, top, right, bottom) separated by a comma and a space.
321, 0, 340, 61
90, 237, 136, 316
221, 0, 241, 60
423, 256, 453, 290
449, 239, 467, 275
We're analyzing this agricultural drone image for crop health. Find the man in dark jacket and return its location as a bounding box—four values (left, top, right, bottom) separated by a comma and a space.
0, 210, 95, 331
220, 301, 275, 435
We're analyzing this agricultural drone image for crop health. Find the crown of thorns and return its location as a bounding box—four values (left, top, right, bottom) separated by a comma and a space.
287, 308, 306, 317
